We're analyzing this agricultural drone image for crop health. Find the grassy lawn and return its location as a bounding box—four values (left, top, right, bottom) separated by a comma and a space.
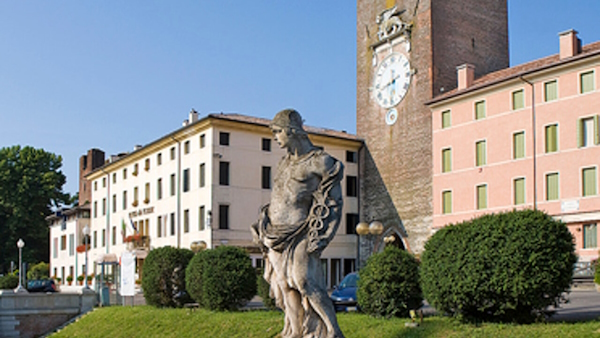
52, 306, 600, 338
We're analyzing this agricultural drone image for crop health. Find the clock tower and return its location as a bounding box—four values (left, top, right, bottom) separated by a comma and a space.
357, 0, 508, 254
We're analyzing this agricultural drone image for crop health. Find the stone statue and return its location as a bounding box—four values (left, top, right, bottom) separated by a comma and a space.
376, 6, 407, 40
252, 109, 345, 338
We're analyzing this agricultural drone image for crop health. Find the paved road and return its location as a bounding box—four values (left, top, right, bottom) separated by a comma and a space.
550, 286, 600, 322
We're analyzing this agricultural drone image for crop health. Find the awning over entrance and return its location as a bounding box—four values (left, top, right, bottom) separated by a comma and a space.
95, 253, 119, 264
134, 249, 148, 259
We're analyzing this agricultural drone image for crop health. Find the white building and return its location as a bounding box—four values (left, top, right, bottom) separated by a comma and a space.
52, 112, 362, 289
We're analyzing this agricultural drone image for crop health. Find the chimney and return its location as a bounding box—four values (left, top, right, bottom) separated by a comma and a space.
457, 64, 475, 90
134, 145, 142, 151
559, 29, 580, 59
189, 109, 199, 124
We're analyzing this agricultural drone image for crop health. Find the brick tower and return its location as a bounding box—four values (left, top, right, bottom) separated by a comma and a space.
357, 0, 508, 254
78, 148, 105, 206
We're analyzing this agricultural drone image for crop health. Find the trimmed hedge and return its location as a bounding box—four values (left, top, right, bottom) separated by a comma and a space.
357, 246, 422, 318
0, 274, 19, 289
142, 246, 194, 308
185, 246, 256, 311
421, 209, 577, 323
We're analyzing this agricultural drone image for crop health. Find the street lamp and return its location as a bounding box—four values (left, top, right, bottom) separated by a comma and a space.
82, 225, 91, 290
356, 221, 385, 269
14, 239, 27, 293
190, 240, 207, 253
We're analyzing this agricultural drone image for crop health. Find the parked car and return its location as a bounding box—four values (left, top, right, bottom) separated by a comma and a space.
330, 272, 359, 312
27, 279, 58, 293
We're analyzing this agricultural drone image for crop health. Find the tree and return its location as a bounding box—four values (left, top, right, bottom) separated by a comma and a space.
0, 146, 70, 274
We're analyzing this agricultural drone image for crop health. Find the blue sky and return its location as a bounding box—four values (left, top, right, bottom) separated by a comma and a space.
1, 1, 599, 196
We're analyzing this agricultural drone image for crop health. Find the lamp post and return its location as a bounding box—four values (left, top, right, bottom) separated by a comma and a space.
15, 239, 27, 293
356, 221, 384, 269
82, 225, 90, 290
190, 240, 207, 253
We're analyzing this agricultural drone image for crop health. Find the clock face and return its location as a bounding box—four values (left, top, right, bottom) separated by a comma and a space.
373, 53, 411, 108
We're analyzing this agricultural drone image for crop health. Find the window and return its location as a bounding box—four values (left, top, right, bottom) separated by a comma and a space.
133, 186, 139, 205
157, 153, 162, 165
512, 89, 525, 110
145, 183, 150, 203
123, 168, 127, 180
199, 163, 205, 187
102, 177, 106, 188
544, 80, 558, 102
170, 213, 175, 236
112, 194, 116, 213
545, 124, 558, 153
112, 173, 117, 184
262, 138, 271, 151
157, 216, 162, 238
183, 169, 190, 192
69, 234, 74, 256
170, 174, 176, 196
476, 140, 486, 166
514, 178, 525, 205
157, 178, 162, 200
584, 223, 597, 248
219, 205, 229, 229
441, 110, 451, 129
477, 184, 487, 210
93, 231, 97, 248
94, 181, 97, 191
133, 164, 138, 176
583, 167, 597, 197
112, 226, 116, 245
219, 132, 230, 146
60, 235, 66, 250
513, 132, 525, 159
546, 173, 559, 201
123, 191, 127, 210
346, 176, 358, 197
346, 213, 359, 235
184, 140, 190, 154
262, 166, 271, 189
581, 71, 595, 94
578, 116, 599, 148
102, 198, 106, 215
183, 209, 190, 233
53, 238, 58, 258
219, 161, 230, 186
170, 147, 176, 160
475, 100, 486, 120
199, 206, 205, 231
93, 201, 97, 218
442, 191, 452, 214
346, 151, 357, 163
145, 158, 150, 171
442, 148, 451, 173
200, 134, 205, 148
102, 229, 105, 247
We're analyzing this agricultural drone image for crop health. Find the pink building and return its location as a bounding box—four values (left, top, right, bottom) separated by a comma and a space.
428, 30, 600, 263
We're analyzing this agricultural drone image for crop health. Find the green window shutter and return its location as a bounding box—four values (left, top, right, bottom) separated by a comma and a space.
476, 141, 486, 166
577, 119, 584, 148
512, 90, 524, 110
477, 185, 487, 209
442, 149, 451, 173
546, 173, 559, 201
584, 224, 597, 249
594, 115, 600, 145
442, 110, 451, 128
581, 71, 595, 94
442, 191, 452, 214
514, 178, 525, 205
475, 101, 486, 120
513, 132, 525, 159
545, 124, 558, 153
583, 167, 597, 197
544, 80, 558, 101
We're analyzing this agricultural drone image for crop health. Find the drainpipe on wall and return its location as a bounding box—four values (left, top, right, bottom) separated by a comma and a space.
519, 76, 537, 210
171, 136, 182, 248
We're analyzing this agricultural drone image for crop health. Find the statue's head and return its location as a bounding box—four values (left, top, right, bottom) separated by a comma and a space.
270, 109, 306, 135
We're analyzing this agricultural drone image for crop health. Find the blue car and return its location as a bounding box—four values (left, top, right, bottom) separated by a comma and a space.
330, 272, 359, 312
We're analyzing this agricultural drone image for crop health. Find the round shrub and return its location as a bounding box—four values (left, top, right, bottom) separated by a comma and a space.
186, 246, 256, 311
142, 246, 194, 308
421, 209, 576, 323
27, 262, 49, 280
357, 246, 422, 318
0, 274, 19, 289
594, 259, 600, 285
256, 268, 277, 310
185, 249, 209, 305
